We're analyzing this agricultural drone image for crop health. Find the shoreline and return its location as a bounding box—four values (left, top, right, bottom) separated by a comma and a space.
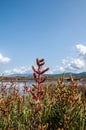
0, 76, 85, 82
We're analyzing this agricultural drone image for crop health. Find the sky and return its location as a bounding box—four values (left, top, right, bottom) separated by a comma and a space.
0, 0, 86, 75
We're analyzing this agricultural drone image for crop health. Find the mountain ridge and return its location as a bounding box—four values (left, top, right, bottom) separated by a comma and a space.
6, 72, 86, 77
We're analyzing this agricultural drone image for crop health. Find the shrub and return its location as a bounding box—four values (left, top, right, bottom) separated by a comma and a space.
0, 58, 85, 130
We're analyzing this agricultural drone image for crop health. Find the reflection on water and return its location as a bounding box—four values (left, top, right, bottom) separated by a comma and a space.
0, 81, 35, 95
0, 80, 86, 95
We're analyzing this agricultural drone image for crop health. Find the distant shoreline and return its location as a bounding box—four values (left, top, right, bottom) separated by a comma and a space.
0, 76, 86, 82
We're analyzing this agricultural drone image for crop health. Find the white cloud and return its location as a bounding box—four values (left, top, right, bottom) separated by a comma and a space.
76, 44, 86, 55
59, 67, 65, 72
61, 59, 67, 65
50, 44, 86, 74
71, 58, 85, 69
4, 66, 32, 75
0, 53, 10, 64
59, 44, 86, 73
2, 44, 86, 75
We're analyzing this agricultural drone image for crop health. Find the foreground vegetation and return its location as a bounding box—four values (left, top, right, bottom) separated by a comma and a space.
0, 58, 86, 130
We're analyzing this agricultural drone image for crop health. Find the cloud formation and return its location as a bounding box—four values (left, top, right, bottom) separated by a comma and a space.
70, 58, 85, 69
57, 44, 86, 73
46, 44, 86, 74
76, 44, 86, 55
4, 66, 32, 75
0, 53, 10, 64
2, 44, 86, 75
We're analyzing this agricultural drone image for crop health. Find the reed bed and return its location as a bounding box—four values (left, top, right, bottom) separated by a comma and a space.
0, 58, 86, 130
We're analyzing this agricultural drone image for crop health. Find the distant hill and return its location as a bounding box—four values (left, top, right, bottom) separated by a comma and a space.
9, 73, 33, 77
46, 72, 86, 78
8, 72, 86, 78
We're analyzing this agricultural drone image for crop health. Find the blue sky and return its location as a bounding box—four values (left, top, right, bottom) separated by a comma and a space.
0, 0, 86, 75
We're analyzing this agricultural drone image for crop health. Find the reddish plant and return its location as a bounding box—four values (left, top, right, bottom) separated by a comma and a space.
29, 58, 49, 114
23, 85, 28, 93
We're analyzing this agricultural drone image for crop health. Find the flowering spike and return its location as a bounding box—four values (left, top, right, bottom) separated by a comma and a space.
32, 84, 38, 89
36, 58, 40, 66
40, 77, 47, 83
41, 68, 49, 74
39, 58, 44, 63
39, 62, 45, 66
32, 66, 36, 72
33, 72, 37, 79
30, 58, 49, 114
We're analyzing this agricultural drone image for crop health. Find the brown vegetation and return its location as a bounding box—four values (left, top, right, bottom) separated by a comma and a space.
0, 58, 85, 130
